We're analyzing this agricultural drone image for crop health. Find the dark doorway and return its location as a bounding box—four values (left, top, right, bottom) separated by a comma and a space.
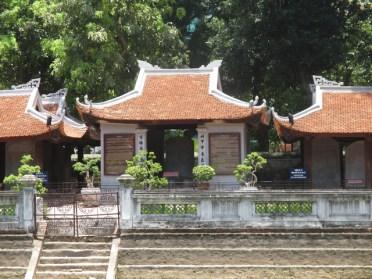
0, 142, 5, 182
147, 125, 197, 180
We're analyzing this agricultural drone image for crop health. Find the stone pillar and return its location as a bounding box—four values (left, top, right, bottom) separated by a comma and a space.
117, 174, 135, 229
196, 127, 208, 165
135, 129, 147, 153
199, 199, 212, 220
19, 175, 37, 232
365, 137, 372, 189
316, 197, 329, 222
238, 199, 254, 221
303, 137, 312, 179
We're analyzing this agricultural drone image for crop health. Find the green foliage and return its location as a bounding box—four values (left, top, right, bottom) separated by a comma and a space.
3, 154, 47, 194
192, 165, 215, 182
125, 151, 168, 189
72, 157, 100, 187
234, 152, 267, 185
0, 0, 370, 121
206, 0, 371, 114
30, 0, 188, 106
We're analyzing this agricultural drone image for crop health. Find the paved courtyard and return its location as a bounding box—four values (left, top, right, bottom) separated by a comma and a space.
118, 231, 372, 279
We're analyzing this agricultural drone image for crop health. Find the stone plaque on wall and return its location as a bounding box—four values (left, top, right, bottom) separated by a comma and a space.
209, 133, 240, 175
104, 134, 135, 175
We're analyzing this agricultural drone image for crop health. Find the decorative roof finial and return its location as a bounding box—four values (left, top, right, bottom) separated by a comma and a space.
312, 75, 343, 87
11, 78, 41, 89
84, 95, 90, 105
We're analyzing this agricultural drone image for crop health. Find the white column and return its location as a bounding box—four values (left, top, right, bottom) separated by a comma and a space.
196, 127, 208, 165
135, 128, 147, 153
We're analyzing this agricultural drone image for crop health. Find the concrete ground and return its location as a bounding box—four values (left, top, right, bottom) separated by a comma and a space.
118, 230, 372, 279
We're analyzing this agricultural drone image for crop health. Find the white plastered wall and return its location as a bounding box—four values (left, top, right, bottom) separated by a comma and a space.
197, 122, 247, 184
100, 123, 147, 186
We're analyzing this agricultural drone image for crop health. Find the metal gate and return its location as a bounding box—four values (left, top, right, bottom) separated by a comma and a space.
34, 191, 120, 237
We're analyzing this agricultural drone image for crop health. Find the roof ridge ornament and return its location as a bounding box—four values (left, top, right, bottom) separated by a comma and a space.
312, 75, 343, 87
11, 78, 41, 89
206, 60, 222, 69
42, 88, 67, 98
137, 60, 160, 70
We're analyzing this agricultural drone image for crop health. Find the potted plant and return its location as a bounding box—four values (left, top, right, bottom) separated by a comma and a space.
72, 157, 100, 203
125, 151, 168, 190
192, 165, 215, 190
234, 152, 267, 189
3, 154, 47, 194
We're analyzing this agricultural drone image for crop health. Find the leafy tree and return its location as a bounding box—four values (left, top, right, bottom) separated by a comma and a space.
72, 157, 100, 188
31, 0, 188, 106
125, 151, 168, 189
0, 0, 60, 91
3, 154, 47, 194
206, 0, 369, 113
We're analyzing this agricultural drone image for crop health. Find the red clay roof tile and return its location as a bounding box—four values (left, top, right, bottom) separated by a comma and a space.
77, 74, 265, 123
274, 92, 372, 142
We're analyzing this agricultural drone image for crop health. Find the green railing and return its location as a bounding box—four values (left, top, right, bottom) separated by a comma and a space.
0, 205, 16, 216
141, 203, 198, 215
255, 201, 313, 215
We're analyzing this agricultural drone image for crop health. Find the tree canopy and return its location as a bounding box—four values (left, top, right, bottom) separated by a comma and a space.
0, 0, 370, 114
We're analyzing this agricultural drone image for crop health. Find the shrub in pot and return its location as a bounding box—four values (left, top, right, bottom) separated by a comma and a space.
192, 165, 215, 190
72, 157, 100, 188
234, 152, 267, 188
3, 154, 47, 194
73, 157, 101, 205
125, 151, 168, 190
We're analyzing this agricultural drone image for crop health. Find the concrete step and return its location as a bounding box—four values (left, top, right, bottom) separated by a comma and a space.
43, 241, 111, 250
41, 248, 110, 257
121, 237, 372, 249
0, 240, 33, 248
0, 270, 26, 279
121, 231, 372, 241
39, 256, 109, 264
119, 249, 372, 266
36, 270, 106, 278
0, 233, 32, 241
37, 262, 108, 271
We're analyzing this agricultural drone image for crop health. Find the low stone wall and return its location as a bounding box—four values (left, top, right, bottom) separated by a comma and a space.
0, 188, 34, 232
120, 188, 372, 229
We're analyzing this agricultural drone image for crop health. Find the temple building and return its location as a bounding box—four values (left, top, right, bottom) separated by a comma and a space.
77, 60, 269, 185
0, 79, 87, 184
273, 76, 372, 188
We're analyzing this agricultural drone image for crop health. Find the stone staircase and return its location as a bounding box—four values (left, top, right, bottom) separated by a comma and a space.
35, 239, 112, 278
0, 232, 33, 279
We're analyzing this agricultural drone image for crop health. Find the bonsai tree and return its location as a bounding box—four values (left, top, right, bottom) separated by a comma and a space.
192, 165, 215, 183
234, 152, 267, 187
3, 154, 47, 194
72, 157, 100, 187
125, 151, 168, 189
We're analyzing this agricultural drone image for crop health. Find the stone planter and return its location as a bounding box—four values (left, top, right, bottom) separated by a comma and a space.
197, 182, 209, 190
80, 187, 101, 206
240, 182, 258, 191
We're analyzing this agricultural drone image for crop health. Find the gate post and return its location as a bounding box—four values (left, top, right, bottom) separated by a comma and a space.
19, 175, 37, 232
117, 174, 135, 229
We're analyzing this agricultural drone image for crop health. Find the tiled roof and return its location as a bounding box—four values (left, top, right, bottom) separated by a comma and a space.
0, 94, 54, 140
59, 120, 87, 139
274, 91, 372, 142
0, 85, 87, 141
77, 74, 266, 123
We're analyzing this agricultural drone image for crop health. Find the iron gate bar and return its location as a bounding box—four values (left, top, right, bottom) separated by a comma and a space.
34, 191, 120, 237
